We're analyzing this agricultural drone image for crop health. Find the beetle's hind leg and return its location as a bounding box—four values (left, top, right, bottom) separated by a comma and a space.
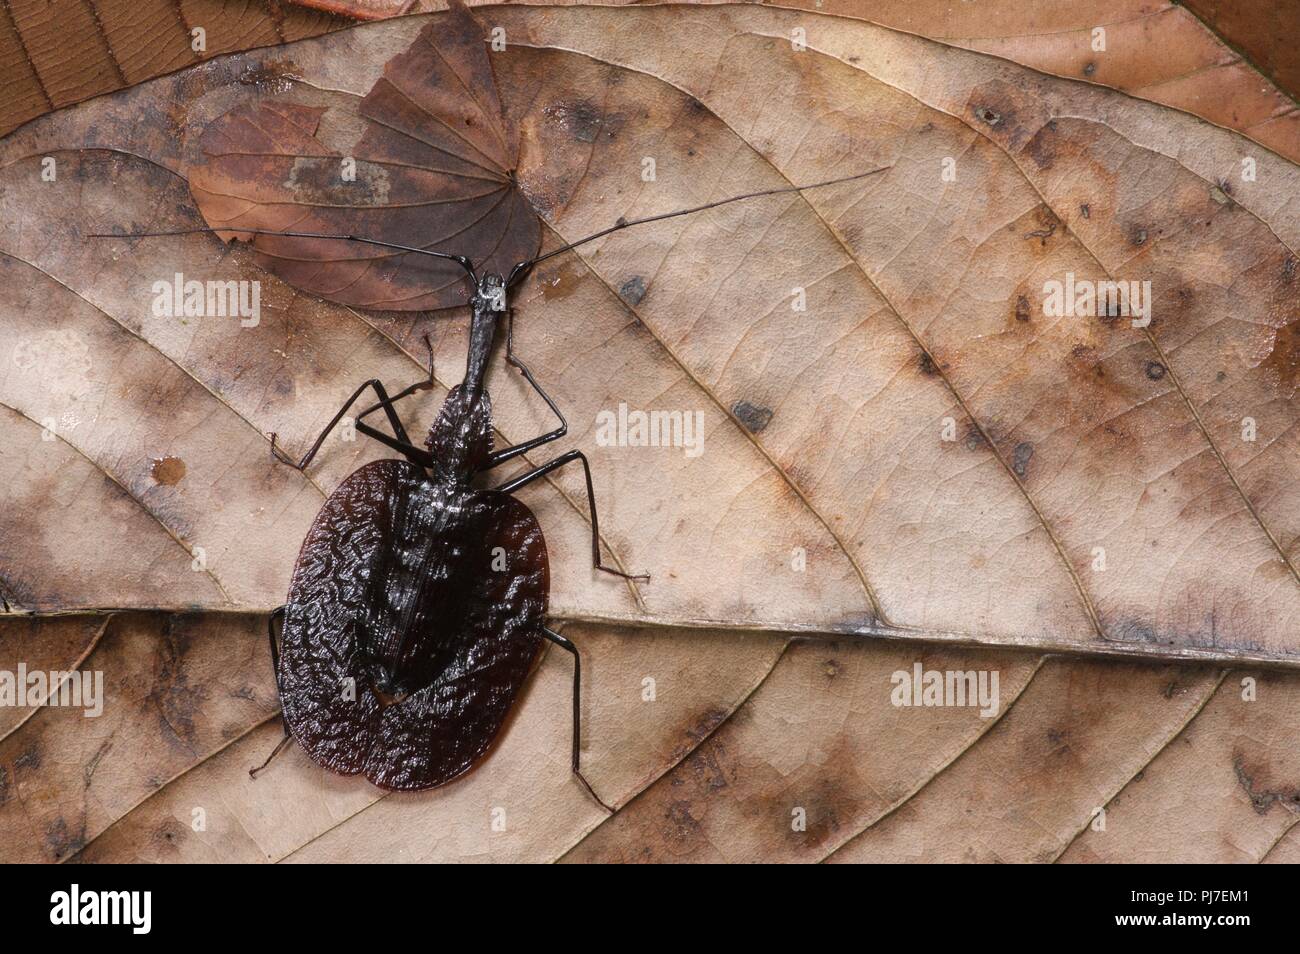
491, 450, 649, 581
267, 604, 285, 681
249, 728, 294, 780
250, 606, 294, 780
542, 626, 613, 814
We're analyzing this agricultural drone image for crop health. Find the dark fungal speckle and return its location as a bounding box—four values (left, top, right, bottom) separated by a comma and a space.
545, 100, 604, 143
1015, 295, 1031, 322
1145, 360, 1166, 381
732, 400, 774, 433
618, 276, 647, 305
1011, 441, 1034, 478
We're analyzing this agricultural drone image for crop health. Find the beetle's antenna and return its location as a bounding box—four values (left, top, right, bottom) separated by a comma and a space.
87, 226, 479, 283
505, 164, 893, 288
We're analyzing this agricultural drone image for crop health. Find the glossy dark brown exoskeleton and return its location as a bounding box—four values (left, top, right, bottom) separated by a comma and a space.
258, 262, 644, 805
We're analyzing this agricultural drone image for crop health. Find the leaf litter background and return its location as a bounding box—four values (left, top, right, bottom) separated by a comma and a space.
0, 1, 1299, 862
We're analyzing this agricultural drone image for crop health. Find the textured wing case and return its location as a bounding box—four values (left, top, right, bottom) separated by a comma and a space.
279, 459, 548, 790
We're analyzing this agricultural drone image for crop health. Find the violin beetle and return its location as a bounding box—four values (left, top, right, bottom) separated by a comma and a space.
94, 167, 890, 806
260, 265, 644, 805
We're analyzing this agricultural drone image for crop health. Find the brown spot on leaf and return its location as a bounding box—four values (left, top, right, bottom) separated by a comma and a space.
150, 456, 186, 485
1258, 319, 1299, 398
1144, 361, 1167, 381
1233, 754, 1300, 815
45, 817, 86, 861
538, 260, 583, 301
15, 745, 40, 771
664, 800, 703, 841
1014, 295, 1031, 322
546, 99, 605, 143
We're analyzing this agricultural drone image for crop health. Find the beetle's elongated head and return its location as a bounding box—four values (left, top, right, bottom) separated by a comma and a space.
473, 273, 507, 314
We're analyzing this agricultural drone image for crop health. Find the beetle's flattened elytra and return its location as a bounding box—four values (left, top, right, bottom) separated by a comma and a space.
278, 459, 548, 791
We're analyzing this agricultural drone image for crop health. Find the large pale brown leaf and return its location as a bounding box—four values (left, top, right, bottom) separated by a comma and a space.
288, 0, 1300, 166
3, 5, 1297, 664
1, 4, 1299, 863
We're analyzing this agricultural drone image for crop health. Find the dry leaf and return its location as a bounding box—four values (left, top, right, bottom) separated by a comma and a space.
285, 0, 1300, 166
3, 613, 1296, 862
1, 4, 1299, 863
0, 0, 349, 138
3, 5, 1298, 663
188, 6, 540, 309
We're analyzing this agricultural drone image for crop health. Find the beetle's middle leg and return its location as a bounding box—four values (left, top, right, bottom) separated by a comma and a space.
490, 450, 649, 581
541, 626, 612, 813
249, 606, 294, 780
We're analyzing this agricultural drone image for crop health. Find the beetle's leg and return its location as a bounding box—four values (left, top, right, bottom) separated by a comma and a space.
355, 334, 437, 421
542, 626, 612, 814
477, 312, 567, 471
267, 605, 285, 685
270, 376, 430, 470
490, 450, 649, 581
249, 607, 294, 779
249, 726, 294, 780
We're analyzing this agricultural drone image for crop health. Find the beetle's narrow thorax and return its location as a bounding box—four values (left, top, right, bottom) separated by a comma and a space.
463, 274, 505, 396
422, 275, 504, 481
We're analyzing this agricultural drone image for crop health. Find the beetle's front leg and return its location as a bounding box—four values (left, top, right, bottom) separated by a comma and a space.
270, 375, 429, 471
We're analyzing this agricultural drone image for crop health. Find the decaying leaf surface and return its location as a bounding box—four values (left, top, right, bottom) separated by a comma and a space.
2, 5, 1299, 667
0, 0, 349, 138
0, 613, 278, 862
1059, 670, 1300, 862
1, 5, 1299, 864
285, 0, 1300, 166
3, 612, 1296, 863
